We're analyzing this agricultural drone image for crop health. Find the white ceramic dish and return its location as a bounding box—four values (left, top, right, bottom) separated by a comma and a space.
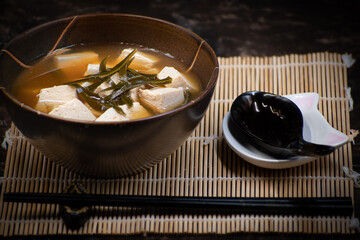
222, 92, 349, 169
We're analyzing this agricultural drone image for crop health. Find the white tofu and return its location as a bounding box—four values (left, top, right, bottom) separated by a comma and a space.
80, 81, 91, 87
84, 64, 120, 84
139, 87, 185, 113
130, 88, 139, 102
84, 64, 100, 76
115, 48, 159, 73
110, 72, 120, 85
36, 85, 77, 112
49, 98, 96, 121
96, 102, 151, 122
129, 86, 146, 102
95, 107, 129, 122
123, 102, 151, 119
84, 64, 121, 97
158, 66, 199, 92
94, 82, 112, 98
55, 51, 99, 69
80, 81, 111, 100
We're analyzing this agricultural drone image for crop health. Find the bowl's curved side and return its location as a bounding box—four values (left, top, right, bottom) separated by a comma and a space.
0, 14, 219, 178
2, 81, 215, 178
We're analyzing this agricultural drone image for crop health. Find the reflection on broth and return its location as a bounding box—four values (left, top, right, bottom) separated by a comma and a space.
11, 44, 202, 122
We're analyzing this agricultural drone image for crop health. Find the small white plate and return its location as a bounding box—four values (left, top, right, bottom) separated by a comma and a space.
222, 92, 349, 169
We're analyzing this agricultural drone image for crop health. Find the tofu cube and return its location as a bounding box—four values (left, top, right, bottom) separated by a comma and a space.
95, 107, 129, 122
158, 66, 199, 92
55, 51, 99, 69
84, 63, 100, 76
36, 85, 77, 112
123, 102, 151, 120
139, 87, 185, 113
110, 72, 120, 85
84, 64, 120, 84
115, 48, 159, 74
84, 64, 121, 97
96, 102, 151, 122
49, 98, 96, 121
94, 82, 112, 98
129, 86, 146, 102
129, 88, 139, 102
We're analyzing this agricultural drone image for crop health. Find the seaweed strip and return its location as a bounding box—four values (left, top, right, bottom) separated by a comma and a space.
64, 48, 172, 115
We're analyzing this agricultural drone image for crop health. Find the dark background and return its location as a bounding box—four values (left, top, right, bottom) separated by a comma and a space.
0, 0, 359, 239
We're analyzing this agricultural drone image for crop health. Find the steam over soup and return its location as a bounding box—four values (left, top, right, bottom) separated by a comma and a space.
11, 45, 202, 122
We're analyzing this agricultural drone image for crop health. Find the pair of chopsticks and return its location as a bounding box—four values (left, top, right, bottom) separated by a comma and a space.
3, 192, 353, 217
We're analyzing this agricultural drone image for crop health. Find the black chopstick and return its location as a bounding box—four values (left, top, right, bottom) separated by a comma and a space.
3, 192, 353, 217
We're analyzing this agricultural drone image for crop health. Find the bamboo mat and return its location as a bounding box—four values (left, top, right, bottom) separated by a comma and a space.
0, 52, 356, 236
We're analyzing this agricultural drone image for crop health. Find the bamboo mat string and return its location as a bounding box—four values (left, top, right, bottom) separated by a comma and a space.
0, 52, 356, 236
343, 167, 360, 188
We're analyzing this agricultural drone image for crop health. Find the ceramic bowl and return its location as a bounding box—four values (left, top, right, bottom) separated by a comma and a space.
223, 92, 349, 169
0, 14, 219, 177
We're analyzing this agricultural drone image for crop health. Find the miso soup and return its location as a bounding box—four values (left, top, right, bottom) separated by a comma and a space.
11, 44, 203, 122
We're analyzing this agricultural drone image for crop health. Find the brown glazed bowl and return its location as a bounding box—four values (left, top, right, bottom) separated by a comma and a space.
0, 14, 219, 178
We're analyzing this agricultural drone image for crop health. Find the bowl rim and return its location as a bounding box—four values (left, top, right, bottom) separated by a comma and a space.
0, 13, 219, 125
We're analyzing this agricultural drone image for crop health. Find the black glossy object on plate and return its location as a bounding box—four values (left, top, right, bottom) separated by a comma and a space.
230, 91, 335, 158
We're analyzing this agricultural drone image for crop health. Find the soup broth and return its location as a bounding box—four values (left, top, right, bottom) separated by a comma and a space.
11, 44, 202, 122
